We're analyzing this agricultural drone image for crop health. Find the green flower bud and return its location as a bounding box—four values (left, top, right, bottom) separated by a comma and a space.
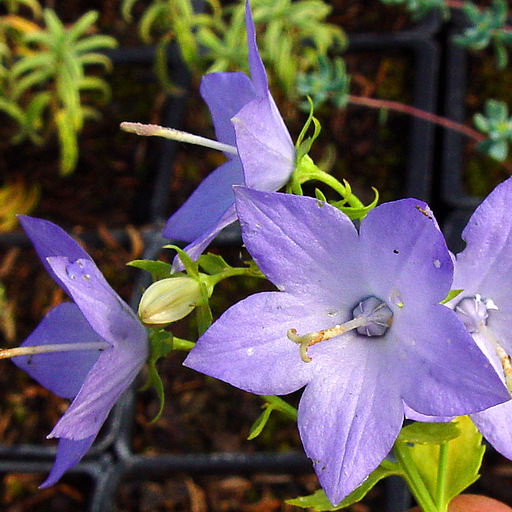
138, 277, 202, 327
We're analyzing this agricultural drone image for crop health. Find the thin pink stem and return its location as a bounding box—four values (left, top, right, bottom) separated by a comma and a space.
347, 95, 484, 142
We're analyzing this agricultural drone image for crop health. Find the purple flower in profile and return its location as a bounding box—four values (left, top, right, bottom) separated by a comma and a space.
12, 216, 148, 487
184, 188, 508, 505
162, 1, 295, 263
444, 176, 512, 460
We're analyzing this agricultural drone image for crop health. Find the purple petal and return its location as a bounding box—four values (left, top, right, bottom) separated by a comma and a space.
17, 216, 90, 297
12, 303, 101, 399
163, 159, 244, 243
171, 204, 238, 272
244, 0, 267, 97
450, 177, 512, 352
471, 400, 512, 460
200, 72, 256, 147
49, 329, 147, 440
403, 403, 453, 423
184, 291, 321, 395
397, 305, 509, 416
233, 96, 294, 192
298, 343, 404, 505
47, 256, 144, 347
359, 199, 453, 308
39, 436, 95, 488
233, 188, 362, 307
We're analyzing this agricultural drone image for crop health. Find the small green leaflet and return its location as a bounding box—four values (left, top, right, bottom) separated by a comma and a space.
128, 259, 172, 280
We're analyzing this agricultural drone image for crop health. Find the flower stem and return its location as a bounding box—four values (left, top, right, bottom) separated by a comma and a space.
436, 442, 449, 512
0, 341, 110, 360
394, 442, 438, 512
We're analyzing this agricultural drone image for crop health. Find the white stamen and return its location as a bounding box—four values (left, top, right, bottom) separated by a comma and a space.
120, 122, 238, 155
0, 341, 111, 361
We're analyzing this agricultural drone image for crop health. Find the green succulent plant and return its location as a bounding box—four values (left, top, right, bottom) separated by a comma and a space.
122, 0, 346, 100
379, 0, 448, 21
1, 9, 117, 175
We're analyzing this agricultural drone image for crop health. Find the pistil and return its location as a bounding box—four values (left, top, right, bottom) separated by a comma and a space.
288, 296, 393, 362
0, 341, 111, 361
120, 122, 238, 155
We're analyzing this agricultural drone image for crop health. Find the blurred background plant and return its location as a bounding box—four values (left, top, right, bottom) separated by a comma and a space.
121, 0, 347, 99
0, 2, 117, 176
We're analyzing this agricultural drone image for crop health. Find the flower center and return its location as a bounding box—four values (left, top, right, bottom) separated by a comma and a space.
455, 294, 512, 394
287, 296, 392, 362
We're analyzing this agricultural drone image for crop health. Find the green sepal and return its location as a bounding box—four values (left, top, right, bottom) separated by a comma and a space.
397, 421, 461, 445
330, 186, 379, 221
295, 97, 322, 162
128, 259, 172, 280
404, 416, 485, 510
140, 328, 175, 423
164, 244, 199, 277
247, 396, 297, 440
198, 253, 232, 275
287, 462, 400, 510
439, 289, 463, 305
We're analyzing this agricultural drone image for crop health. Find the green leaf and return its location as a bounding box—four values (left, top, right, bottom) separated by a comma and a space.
406, 416, 485, 511
397, 421, 461, 445
163, 244, 199, 277
247, 404, 274, 440
128, 259, 171, 280
287, 463, 400, 510
197, 253, 232, 275
55, 108, 79, 176
439, 289, 463, 305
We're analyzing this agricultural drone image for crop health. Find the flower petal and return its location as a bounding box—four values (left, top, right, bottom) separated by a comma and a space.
244, 0, 267, 97
12, 303, 101, 400
233, 188, 362, 307
298, 343, 403, 505
47, 256, 144, 347
359, 199, 452, 308
49, 332, 146, 440
184, 291, 321, 395
233, 96, 294, 192
200, 72, 256, 148
39, 436, 95, 488
162, 159, 244, 243
471, 400, 512, 460
398, 305, 509, 416
17, 215, 90, 297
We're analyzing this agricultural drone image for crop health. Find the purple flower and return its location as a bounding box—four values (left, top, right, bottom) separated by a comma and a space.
162, 1, 295, 263
13, 216, 148, 487
445, 176, 512, 460
184, 188, 508, 505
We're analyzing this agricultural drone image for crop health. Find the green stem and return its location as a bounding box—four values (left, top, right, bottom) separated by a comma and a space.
436, 443, 449, 512
172, 337, 195, 352
394, 442, 438, 512
208, 266, 265, 287
260, 395, 297, 421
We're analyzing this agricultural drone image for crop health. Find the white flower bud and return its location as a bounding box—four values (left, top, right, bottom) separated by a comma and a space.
138, 277, 202, 327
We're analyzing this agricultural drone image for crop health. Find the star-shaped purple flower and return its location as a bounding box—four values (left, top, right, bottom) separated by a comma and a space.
184, 188, 508, 505
444, 176, 512, 460
162, 1, 295, 263
13, 216, 148, 487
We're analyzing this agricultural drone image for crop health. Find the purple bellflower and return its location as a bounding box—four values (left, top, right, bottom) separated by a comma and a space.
12, 216, 148, 487
162, 1, 295, 263
184, 188, 509, 505
443, 176, 512, 460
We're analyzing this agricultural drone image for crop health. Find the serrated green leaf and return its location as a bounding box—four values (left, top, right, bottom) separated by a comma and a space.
287, 463, 400, 510
128, 259, 171, 280
406, 416, 485, 511
397, 421, 461, 445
